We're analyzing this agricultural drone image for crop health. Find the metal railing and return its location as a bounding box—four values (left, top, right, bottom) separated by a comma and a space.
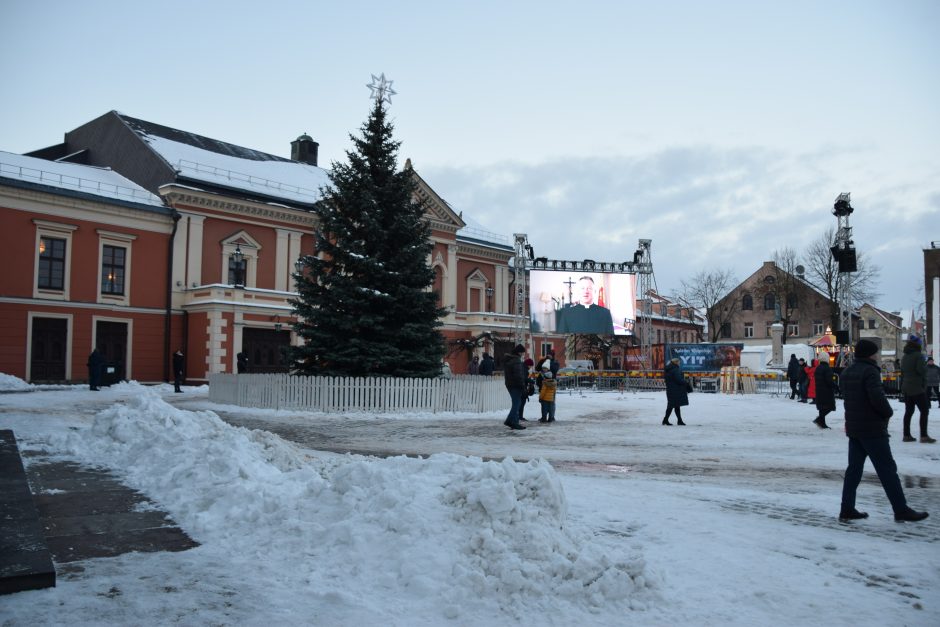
0, 161, 158, 202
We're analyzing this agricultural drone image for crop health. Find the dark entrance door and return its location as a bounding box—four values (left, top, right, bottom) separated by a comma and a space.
30, 317, 67, 382
96, 320, 128, 383
242, 328, 290, 373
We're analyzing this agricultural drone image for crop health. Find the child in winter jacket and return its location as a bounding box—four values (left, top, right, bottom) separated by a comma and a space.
537, 364, 557, 423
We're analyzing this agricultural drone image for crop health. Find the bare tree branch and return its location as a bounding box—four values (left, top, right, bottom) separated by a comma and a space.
678, 268, 738, 342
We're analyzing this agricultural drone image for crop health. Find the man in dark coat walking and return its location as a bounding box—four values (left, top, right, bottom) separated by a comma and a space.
899, 335, 934, 443
813, 359, 836, 429
786, 354, 801, 400
502, 344, 528, 430
838, 339, 928, 522
662, 357, 689, 426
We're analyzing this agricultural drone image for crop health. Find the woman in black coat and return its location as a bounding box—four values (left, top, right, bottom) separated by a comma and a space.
814, 359, 837, 429
662, 357, 689, 426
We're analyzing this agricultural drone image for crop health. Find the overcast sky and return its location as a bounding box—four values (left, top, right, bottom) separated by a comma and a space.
1, 0, 937, 313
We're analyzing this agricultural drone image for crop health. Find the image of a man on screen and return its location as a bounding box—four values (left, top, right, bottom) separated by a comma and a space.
557, 276, 615, 334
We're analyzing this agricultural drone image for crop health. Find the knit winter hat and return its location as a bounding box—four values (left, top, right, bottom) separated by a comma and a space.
855, 339, 879, 359
513, 344, 526, 354
524, 358, 534, 367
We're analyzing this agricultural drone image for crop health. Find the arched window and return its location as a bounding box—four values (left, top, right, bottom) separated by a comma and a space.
742, 294, 753, 310
786, 293, 798, 309
763, 293, 775, 311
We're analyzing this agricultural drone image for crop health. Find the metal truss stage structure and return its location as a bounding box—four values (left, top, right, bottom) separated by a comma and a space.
512, 234, 655, 369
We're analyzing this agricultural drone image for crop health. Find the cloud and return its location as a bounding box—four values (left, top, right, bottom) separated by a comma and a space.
420, 144, 940, 308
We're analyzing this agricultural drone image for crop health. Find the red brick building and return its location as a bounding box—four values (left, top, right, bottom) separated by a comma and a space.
1, 112, 543, 383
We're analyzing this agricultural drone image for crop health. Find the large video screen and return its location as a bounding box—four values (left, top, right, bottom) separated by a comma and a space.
529, 271, 637, 336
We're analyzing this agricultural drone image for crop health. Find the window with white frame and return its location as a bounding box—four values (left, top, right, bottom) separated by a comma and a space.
813, 320, 824, 335
97, 230, 136, 305
101, 245, 126, 295
34, 219, 77, 301
788, 323, 799, 336
744, 323, 754, 338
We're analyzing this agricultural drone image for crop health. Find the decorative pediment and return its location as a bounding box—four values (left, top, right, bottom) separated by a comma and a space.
408, 161, 465, 234
466, 268, 488, 283
221, 230, 262, 251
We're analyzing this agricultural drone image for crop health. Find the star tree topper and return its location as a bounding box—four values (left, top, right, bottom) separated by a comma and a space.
367, 73, 397, 104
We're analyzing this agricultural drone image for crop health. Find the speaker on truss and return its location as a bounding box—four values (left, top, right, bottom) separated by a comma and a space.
838, 248, 857, 272
835, 330, 849, 345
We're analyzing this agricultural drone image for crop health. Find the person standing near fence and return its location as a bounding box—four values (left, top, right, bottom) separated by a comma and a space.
468, 355, 480, 375
787, 354, 801, 400
797, 358, 809, 402
479, 352, 495, 376
900, 335, 935, 443
838, 339, 928, 522
662, 357, 688, 426
813, 359, 836, 429
502, 344, 527, 430
926, 357, 940, 409
537, 362, 557, 423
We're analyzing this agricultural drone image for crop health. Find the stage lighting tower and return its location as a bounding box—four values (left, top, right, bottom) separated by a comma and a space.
830, 193, 856, 345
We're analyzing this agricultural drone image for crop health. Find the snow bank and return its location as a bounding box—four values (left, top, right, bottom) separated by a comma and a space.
0, 372, 33, 391
52, 384, 657, 621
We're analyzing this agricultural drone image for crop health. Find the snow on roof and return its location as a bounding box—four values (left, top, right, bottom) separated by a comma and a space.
456, 214, 510, 248
141, 134, 331, 206
0, 150, 163, 207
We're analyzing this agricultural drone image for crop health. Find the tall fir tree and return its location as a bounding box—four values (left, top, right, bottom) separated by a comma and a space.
289, 98, 446, 377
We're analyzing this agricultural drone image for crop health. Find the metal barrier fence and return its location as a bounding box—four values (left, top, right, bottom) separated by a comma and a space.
552, 370, 790, 395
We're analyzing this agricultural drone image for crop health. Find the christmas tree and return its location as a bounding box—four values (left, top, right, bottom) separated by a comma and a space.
290, 93, 446, 377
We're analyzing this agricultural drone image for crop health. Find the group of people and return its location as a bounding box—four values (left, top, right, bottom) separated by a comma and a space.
467, 353, 496, 376
786, 354, 837, 429
502, 345, 560, 430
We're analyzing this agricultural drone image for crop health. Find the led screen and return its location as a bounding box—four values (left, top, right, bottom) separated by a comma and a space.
529, 271, 637, 336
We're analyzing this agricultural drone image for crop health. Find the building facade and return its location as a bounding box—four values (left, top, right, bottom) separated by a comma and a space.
1, 111, 541, 384
710, 261, 840, 347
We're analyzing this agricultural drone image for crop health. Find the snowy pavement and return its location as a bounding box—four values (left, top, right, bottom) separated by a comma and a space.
0, 379, 938, 626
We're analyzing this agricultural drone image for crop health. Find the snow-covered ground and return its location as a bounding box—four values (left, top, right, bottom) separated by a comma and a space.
1, 378, 938, 626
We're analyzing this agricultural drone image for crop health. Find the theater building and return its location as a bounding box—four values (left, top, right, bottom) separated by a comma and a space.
1, 111, 523, 383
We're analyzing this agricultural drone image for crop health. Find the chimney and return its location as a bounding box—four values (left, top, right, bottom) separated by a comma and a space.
291, 133, 319, 166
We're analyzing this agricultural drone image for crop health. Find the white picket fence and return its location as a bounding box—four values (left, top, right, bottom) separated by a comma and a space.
208, 373, 506, 413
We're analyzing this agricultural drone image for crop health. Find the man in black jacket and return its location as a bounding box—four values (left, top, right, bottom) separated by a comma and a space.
502, 344, 528, 430
839, 339, 928, 522
172, 348, 185, 393
786, 354, 801, 400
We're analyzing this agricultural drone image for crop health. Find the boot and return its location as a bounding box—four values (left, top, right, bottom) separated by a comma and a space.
813, 417, 831, 430
677, 420, 686, 426
902, 434, 916, 442
662, 418, 672, 426
894, 507, 929, 522
920, 435, 937, 443
838, 508, 869, 521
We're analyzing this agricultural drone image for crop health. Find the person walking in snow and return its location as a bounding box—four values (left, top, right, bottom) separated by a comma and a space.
537, 362, 557, 423
926, 357, 940, 409
502, 344, 527, 430
786, 354, 801, 400
813, 359, 836, 429
838, 339, 928, 523
900, 335, 934, 443
662, 357, 689, 426
519, 358, 535, 421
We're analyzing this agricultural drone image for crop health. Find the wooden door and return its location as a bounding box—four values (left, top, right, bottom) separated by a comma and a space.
30, 318, 67, 382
